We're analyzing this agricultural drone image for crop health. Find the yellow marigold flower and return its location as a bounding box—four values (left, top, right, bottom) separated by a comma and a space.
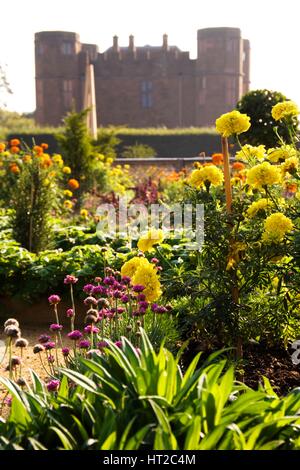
80, 209, 89, 218
262, 213, 293, 243
64, 190, 73, 197
281, 156, 299, 174
189, 165, 224, 189
215, 110, 251, 137
132, 263, 162, 302
236, 144, 266, 162
137, 229, 164, 252
121, 256, 150, 279
0, 143, 6, 152
246, 199, 273, 218
246, 162, 281, 188
267, 145, 297, 163
124, 164, 130, 170
271, 101, 299, 121
49, 171, 56, 178
64, 200, 73, 209
23, 155, 32, 163
63, 166, 72, 174
53, 154, 63, 163
44, 178, 50, 186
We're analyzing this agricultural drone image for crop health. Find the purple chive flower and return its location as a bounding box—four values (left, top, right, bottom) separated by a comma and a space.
67, 330, 83, 341
103, 276, 116, 286
64, 275, 78, 285
47, 380, 60, 392
115, 341, 123, 349
132, 310, 142, 317
50, 323, 63, 332
66, 308, 74, 318
48, 354, 55, 364
113, 282, 123, 291
83, 284, 95, 294
138, 301, 149, 309
97, 341, 109, 349
120, 294, 129, 303
113, 290, 122, 299
137, 293, 146, 301
151, 257, 159, 264
155, 306, 168, 314
84, 296, 98, 306
121, 276, 131, 285
132, 284, 145, 293
38, 334, 51, 344
117, 307, 125, 314
92, 285, 107, 295
84, 325, 100, 334
62, 347, 70, 357
151, 303, 159, 312
4, 396, 12, 406
79, 340, 91, 349
44, 341, 55, 350
48, 295, 61, 305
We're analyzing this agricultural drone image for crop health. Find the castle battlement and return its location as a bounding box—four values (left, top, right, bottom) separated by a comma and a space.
35, 27, 250, 127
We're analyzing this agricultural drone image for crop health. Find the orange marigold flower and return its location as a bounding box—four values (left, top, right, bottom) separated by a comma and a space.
41, 143, 49, 150
212, 153, 224, 165
285, 183, 297, 193
10, 138, 20, 146
0, 143, 6, 152
33, 145, 43, 155
10, 146, 20, 154
9, 164, 20, 174
232, 161, 245, 171
68, 178, 80, 190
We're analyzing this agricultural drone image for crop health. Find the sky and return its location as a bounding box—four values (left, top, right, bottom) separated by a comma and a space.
1, 0, 300, 114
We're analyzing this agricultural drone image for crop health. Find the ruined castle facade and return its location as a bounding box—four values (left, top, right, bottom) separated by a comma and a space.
35, 27, 250, 127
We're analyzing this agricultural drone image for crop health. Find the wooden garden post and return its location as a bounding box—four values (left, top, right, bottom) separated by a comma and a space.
222, 136, 243, 361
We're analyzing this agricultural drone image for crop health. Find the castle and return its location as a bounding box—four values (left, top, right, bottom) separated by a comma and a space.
35, 27, 250, 128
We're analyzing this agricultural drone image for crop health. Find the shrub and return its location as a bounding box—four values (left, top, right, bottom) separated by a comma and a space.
121, 142, 157, 159
236, 89, 299, 147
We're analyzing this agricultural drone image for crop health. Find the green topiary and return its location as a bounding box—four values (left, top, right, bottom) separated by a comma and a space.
236, 89, 299, 147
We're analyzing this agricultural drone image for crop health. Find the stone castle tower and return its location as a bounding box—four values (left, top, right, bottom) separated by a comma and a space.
35, 27, 250, 127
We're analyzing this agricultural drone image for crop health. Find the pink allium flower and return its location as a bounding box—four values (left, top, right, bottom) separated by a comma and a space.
48, 295, 61, 305
92, 285, 107, 295
132, 284, 145, 293
62, 347, 70, 357
48, 354, 55, 364
79, 340, 91, 349
47, 379, 60, 392
44, 341, 55, 350
120, 294, 129, 303
137, 293, 146, 301
83, 284, 94, 294
84, 325, 100, 334
97, 341, 108, 349
64, 275, 78, 285
121, 276, 131, 285
115, 340, 123, 349
84, 296, 98, 306
66, 308, 74, 318
117, 307, 125, 314
151, 257, 159, 264
103, 276, 116, 286
67, 330, 83, 341
39, 334, 51, 344
50, 323, 63, 332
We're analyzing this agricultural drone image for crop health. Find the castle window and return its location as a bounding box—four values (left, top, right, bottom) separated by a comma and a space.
61, 41, 73, 55
63, 80, 73, 107
141, 81, 153, 108
37, 43, 45, 55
